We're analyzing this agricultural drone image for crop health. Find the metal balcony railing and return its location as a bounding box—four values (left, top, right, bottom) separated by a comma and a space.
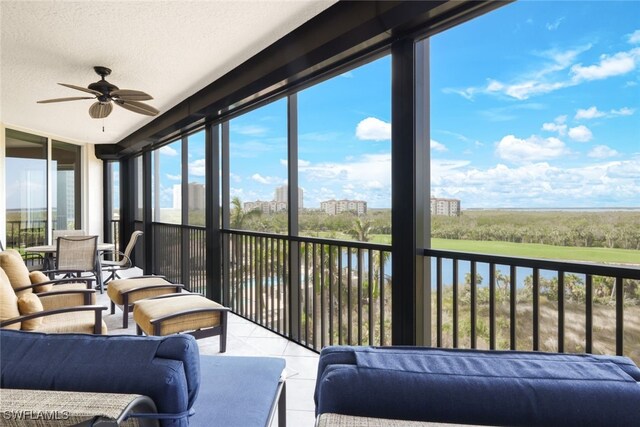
427, 249, 640, 361
149, 223, 640, 362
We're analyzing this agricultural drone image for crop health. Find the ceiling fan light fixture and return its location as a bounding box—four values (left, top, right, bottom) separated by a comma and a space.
89, 101, 113, 119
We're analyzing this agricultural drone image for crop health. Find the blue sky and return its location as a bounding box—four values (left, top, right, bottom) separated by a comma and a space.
154, 0, 639, 210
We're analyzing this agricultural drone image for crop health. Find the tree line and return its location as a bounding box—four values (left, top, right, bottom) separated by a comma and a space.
432, 210, 640, 250
231, 198, 639, 251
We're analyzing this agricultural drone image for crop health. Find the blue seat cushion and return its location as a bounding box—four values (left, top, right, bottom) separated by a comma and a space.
315, 346, 640, 426
1, 330, 200, 427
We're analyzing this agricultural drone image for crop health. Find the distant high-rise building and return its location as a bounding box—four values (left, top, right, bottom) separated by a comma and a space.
187, 182, 205, 210
430, 197, 461, 216
274, 185, 303, 209
243, 200, 287, 214
320, 199, 367, 215
172, 184, 181, 210
172, 182, 206, 210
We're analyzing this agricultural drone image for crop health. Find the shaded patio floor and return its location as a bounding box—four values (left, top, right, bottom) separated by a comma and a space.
97, 269, 319, 427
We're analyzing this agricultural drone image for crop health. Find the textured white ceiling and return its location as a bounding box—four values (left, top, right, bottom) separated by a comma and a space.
0, 0, 335, 145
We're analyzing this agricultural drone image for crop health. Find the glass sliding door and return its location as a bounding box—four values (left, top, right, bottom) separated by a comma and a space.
52, 140, 81, 231
4, 129, 48, 249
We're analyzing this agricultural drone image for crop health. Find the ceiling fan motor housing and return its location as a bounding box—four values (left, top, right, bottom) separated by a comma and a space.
88, 65, 119, 99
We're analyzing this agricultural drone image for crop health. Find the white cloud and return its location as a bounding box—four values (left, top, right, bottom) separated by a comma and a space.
568, 125, 593, 142
251, 173, 281, 185
430, 139, 447, 152
546, 17, 564, 31
542, 115, 567, 135
279, 158, 310, 167
299, 153, 391, 207
445, 44, 640, 101
575, 106, 635, 120
495, 134, 568, 163
355, 117, 391, 141
364, 180, 384, 189
542, 122, 567, 135
230, 172, 242, 183
628, 29, 640, 44
166, 174, 181, 181
160, 146, 178, 156
588, 145, 619, 159
504, 81, 566, 100
570, 48, 640, 81
232, 124, 268, 137
611, 107, 635, 116
575, 106, 605, 120
431, 157, 640, 208
188, 159, 205, 177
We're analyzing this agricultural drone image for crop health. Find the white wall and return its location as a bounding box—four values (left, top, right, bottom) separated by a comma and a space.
83, 144, 104, 239
0, 123, 6, 245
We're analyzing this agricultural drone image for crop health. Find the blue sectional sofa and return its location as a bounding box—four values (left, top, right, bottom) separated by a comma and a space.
315, 346, 640, 426
0, 330, 285, 427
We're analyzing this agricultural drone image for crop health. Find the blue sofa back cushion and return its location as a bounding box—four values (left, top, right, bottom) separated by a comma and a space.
315, 346, 640, 427
0, 330, 200, 426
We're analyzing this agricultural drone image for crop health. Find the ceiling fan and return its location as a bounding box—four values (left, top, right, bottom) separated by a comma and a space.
37, 66, 159, 119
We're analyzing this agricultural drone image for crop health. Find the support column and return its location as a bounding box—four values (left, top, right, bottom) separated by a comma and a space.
288, 93, 300, 341
207, 124, 222, 302
391, 37, 430, 345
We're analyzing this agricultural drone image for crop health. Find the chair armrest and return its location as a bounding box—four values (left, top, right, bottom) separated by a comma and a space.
13, 277, 95, 292
0, 305, 106, 334
41, 269, 90, 276
102, 254, 132, 268
100, 250, 132, 266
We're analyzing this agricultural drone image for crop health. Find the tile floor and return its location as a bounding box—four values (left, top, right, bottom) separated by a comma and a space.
97, 271, 319, 427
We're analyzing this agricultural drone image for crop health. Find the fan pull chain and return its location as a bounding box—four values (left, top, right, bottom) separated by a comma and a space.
102, 118, 105, 133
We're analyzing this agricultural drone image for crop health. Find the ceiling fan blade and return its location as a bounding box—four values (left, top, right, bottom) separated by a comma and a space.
37, 96, 94, 103
115, 100, 159, 116
89, 102, 113, 119
110, 89, 153, 101
58, 83, 102, 96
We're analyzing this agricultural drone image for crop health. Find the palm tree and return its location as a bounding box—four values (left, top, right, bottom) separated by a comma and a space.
347, 217, 371, 242
230, 196, 261, 229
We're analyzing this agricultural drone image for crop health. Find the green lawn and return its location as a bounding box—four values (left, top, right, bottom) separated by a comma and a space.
300, 232, 638, 265
432, 238, 640, 265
